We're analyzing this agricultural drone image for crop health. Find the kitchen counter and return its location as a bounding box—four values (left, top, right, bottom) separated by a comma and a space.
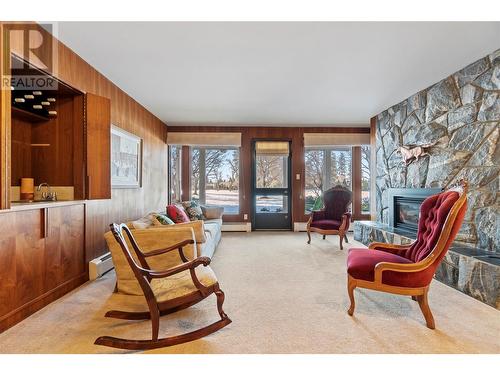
1, 200, 87, 213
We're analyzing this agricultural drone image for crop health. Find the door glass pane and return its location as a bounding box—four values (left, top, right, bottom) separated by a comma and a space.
256, 194, 288, 213
255, 155, 288, 188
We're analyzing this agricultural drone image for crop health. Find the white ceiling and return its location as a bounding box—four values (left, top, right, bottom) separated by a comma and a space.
54, 22, 500, 127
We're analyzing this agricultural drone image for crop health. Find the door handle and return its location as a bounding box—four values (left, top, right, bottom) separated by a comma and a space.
42, 207, 49, 238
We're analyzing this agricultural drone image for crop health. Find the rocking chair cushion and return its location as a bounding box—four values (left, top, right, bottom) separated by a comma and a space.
152, 265, 218, 302
347, 248, 416, 287
310, 219, 341, 230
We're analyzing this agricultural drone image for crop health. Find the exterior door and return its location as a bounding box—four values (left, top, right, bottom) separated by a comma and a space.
252, 140, 292, 230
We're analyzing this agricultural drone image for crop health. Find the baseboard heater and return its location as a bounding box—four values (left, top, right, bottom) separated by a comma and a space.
221, 222, 252, 232
89, 252, 114, 280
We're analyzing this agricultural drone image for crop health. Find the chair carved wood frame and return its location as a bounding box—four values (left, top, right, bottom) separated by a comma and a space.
307, 185, 352, 249
346, 180, 468, 329
94, 223, 232, 350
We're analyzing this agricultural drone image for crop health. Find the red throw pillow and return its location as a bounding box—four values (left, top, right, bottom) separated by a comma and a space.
166, 204, 190, 223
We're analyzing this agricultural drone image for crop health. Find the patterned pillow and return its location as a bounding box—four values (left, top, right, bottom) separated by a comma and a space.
182, 200, 204, 221
166, 204, 190, 223
154, 213, 175, 225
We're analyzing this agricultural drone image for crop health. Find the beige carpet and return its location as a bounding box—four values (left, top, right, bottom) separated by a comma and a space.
1, 232, 499, 354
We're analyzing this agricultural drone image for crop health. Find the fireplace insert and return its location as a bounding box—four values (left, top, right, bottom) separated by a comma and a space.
388, 188, 441, 234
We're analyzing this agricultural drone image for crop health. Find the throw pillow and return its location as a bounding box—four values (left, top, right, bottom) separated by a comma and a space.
201, 205, 224, 219
154, 213, 175, 225
166, 204, 190, 223
131, 212, 157, 229
182, 200, 204, 221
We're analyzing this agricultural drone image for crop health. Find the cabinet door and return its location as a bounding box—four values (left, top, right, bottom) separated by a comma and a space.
44, 204, 85, 292
0, 210, 45, 322
85, 93, 111, 199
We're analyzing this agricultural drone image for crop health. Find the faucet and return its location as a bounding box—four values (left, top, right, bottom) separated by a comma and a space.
37, 183, 57, 201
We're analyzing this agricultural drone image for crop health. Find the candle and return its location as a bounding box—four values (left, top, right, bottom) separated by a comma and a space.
20, 178, 34, 201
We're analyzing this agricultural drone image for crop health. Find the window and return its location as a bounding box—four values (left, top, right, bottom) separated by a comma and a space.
361, 145, 371, 214
168, 145, 182, 203
304, 147, 352, 213
191, 147, 240, 214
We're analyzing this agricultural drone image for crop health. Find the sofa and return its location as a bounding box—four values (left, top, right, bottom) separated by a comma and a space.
104, 207, 223, 296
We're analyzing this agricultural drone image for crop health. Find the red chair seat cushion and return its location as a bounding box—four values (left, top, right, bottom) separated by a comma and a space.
347, 248, 434, 288
310, 219, 341, 230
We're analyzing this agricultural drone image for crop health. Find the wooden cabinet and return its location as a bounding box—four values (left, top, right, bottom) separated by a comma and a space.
85, 93, 111, 200
0, 203, 86, 332
44, 205, 86, 292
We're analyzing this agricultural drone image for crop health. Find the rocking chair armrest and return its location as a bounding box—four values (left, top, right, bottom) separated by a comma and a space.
144, 256, 211, 279
373, 260, 427, 283
142, 239, 195, 258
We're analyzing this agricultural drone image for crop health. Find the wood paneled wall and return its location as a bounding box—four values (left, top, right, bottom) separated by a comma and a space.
1, 23, 168, 261
168, 126, 370, 224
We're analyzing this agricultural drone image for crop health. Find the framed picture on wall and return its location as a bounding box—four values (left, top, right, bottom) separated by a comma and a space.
111, 125, 143, 188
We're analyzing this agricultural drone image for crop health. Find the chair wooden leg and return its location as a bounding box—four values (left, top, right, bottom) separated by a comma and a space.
411, 296, 417, 301
416, 289, 435, 329
307, 229, 311, 244
347, 276, 356, 316
150, 306, 160, 341
344, 234, 349, 243
214, 286, 229, 320
339, 234, 344, 250
322, 235, 326, 240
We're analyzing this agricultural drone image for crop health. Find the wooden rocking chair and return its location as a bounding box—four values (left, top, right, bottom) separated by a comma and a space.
94, 223, 231, 350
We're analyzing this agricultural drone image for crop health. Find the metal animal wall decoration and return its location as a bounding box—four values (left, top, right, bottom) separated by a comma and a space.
398, 143, 436, 166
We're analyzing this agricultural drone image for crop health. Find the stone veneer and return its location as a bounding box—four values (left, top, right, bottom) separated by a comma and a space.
375, 48, 500, 252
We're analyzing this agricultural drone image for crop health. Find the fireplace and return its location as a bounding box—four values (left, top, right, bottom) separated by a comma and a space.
388, 188, 441, 234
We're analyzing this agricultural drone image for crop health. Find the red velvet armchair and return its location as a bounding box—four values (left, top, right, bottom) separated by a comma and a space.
346, 181, 468, 329
307, 185, 352, 249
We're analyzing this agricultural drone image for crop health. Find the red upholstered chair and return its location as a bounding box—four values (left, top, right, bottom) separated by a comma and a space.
346, 181, 468, 329
307, 185, 352, 249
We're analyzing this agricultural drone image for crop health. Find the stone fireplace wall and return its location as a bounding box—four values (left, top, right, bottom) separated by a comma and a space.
375, 48, 499, 252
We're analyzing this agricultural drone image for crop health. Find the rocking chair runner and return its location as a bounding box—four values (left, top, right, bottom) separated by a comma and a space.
307, 185, 352, 249
95, 223, 231, 350
346, 180, 468, 329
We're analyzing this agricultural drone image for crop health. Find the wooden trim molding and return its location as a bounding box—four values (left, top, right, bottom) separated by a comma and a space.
180, 145, 191, 202
370, 117, 377, 220
0, 23, 11, 209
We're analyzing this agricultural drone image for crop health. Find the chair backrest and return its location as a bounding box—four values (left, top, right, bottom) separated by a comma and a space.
322, 185, 352, 220
406, 181, 468, 264
109, 223, 157, 300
